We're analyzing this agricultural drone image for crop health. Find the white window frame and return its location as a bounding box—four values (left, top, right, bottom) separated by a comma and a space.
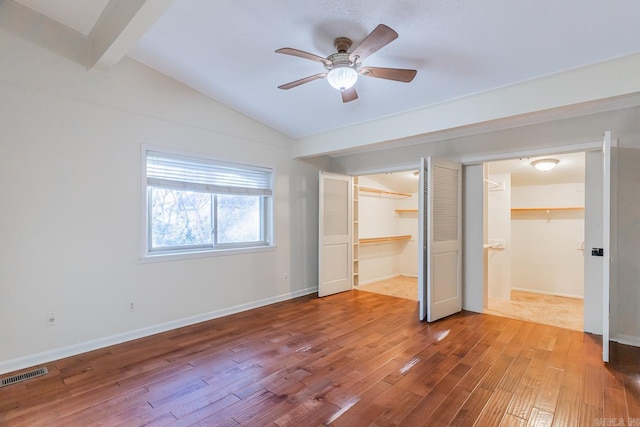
140, 145, 275, 262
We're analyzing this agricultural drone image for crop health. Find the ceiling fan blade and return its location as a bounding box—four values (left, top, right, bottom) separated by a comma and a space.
341, 87, 358, 103
275, 48, 330, 65
349, 24, 398, 62
277, 73, 327, 90
359, 67, 417, 83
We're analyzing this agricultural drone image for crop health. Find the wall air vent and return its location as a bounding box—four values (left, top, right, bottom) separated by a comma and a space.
0, 367, 48, 388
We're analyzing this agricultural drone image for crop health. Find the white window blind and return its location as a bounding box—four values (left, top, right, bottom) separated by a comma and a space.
146, 151, 272, 195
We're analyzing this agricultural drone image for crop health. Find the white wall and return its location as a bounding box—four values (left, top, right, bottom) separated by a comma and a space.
463, 164, 486, 313
613, 138, 640, 345
0, 28, 322, 373
357, 176, 417, 284
395, 193, 419, 277
510, 183, 585, 298
487, 173, 512, 300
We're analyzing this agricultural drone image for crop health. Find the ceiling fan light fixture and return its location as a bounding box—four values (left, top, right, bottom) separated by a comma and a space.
531, 158, 559, 171
327, 65, 358, 91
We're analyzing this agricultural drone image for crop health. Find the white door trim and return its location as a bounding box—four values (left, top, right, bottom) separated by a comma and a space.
602, 131, 612, 362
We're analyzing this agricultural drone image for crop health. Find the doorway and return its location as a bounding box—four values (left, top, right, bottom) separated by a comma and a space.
354, 171, 419, 301
319, 159, 464, 324
483, 152, 586, 331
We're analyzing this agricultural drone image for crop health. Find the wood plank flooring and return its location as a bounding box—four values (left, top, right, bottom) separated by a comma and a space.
1, 290, 638, 426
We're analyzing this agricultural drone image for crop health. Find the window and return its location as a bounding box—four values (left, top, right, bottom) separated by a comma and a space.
144, 149, 273, 257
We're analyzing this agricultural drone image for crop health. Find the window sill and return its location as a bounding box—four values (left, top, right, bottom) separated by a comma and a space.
140, 245, 276, 264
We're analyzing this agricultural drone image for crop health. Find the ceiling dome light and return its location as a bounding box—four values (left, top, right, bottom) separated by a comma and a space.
327, 65, 358, 91
531, 158, 559, 171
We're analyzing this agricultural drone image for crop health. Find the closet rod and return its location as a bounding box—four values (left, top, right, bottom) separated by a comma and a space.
359, 186, 411, 197
484, 178, 505, 191
483, 178, 502, 187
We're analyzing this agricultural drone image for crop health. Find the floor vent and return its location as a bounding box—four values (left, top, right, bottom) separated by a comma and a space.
0, 367, 48, 388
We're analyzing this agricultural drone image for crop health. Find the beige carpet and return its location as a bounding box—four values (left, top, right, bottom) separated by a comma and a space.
357, 277, 583, 331
486, 290, 583, 331
357, 275, 418, 301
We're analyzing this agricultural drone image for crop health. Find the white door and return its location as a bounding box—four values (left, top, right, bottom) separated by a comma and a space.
418, 157, 463, 321
318, 172, 353, 297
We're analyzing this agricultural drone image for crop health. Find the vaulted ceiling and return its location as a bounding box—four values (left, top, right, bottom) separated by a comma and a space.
6, 0, 640, 158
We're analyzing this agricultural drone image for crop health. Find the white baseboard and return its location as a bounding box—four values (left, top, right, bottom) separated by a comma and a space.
612, 333, 640, 348
510, 287, 584, 300
357, 274, 418, 286
0, 286, 317, 376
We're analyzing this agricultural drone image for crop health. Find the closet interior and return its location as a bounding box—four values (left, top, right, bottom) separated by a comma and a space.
353, 171, 419, 301
484, 152, 586, 330
351, 153, 586, 331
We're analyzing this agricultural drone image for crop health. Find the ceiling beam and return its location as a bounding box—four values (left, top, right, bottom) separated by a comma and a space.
0, 0, 89, 67
89, 0, 173, 71
293, 52, 640, 159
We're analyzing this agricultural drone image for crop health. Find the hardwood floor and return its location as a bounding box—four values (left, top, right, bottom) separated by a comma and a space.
1, 290, 638, 426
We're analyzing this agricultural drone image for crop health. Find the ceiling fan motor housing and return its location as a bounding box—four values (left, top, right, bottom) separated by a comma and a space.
328, 36, 360, 70
334, 37, 352, 53
326, 52, 356, 70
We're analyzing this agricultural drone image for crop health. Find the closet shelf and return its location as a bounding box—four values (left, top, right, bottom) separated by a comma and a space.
359, 186, 411, 198
359, 235, 412, 244
511, 207, 584, 212
394, 209, 418, 213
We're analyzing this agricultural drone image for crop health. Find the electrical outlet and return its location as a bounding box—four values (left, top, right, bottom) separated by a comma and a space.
47, 312, 56, 326
128, 301, 135, 312
284, 273, 288, 281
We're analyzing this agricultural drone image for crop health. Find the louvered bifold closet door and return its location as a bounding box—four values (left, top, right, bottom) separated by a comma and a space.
318, 172, 353, 297
427, 158, 463, 322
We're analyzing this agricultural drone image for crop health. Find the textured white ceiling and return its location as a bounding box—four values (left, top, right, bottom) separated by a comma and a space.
127, 0, 640, 139
12, 0, 640, 140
